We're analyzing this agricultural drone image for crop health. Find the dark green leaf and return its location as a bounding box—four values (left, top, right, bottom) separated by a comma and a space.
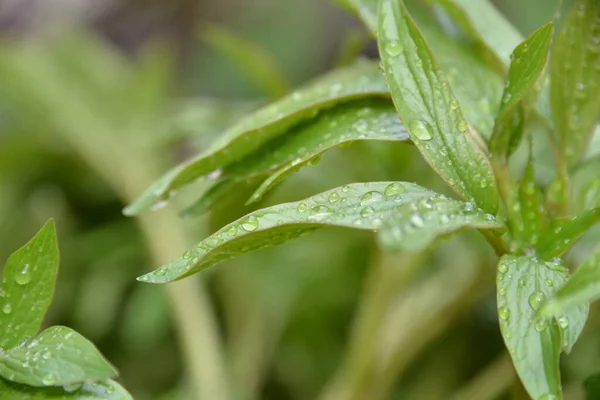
201, 24, 291, 98
0, 326, 117, 387
0, 378, 132, 400
496, 255, 564, 399
535, 208, 600, 258
490, 23, 553, 160
124, 59, 389, 215
550, 0, 600, 167
585, 373, 600, 400
0, 220, 58, 349
378, 0, 499, 214
183, 100, 408, 215
138, 182, 502, 283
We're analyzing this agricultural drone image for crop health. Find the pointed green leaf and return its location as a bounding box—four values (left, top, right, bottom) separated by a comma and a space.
0, 326, 117, 387
138, 182, 502, 283
535, 208, 600, 258
124, 59, 389, 215
183, 100, 408, 215
542, 249, 600, 321
550, 0, 600, 166
433, 0, 523, 67
378, 198, 502, 252
202, 24, 291, 98
496, 255, 564, 399
0, 378, 132, 400
490, 23, 553, 160
378, 0, 499, 214
0, 220, 58, 349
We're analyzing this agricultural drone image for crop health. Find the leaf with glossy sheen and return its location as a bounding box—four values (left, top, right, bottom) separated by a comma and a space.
183, 100, 409, 214
433, 0, 523, 67
0, 326, 117, 387
535, 208, 600, 258
378, 0, 498, 215
124, 59, 389, 215
0, 378, 132, 400
542, 249, 600, 320
550, 0, 600, 166
490, 23, 553, 160
496, 255, 564, 399
0, 220, 58, 349
137, 182, 502, 283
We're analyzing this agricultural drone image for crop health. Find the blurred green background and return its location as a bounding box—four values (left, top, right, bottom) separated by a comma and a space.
2, 0, 598, 399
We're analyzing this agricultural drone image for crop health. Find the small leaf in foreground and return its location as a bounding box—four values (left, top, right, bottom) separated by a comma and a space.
124, 59, 389, 215
0, 326, 117, 387
535, 208, 600, 258
0, 220, 58, 349
138, 182, 502, 283
378, 0, 498, 215
0, 378, 132, 400
550, 0, 600, 166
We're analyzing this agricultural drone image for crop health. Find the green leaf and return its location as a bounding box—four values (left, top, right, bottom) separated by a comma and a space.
0, 220, 58, 349
433, 0, 523, 68
542, 249, 600, 321
550, 0, 600, 167
124, 59, 389, 215
0, 378, 132, 400
496, 255, 564, 399
585, 374, 600, 400
535, 208, 600, 258
490, 23, 553, 160
0, 326, 117, 387
182, 100, 408, 215
378, 0, 499, 215
137, 182, 502, 283
201, 24, 291, 98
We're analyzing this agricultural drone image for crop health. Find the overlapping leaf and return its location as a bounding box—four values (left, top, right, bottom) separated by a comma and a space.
0, 326, 117, 387
138, 182, 502, 283
124, 59, 389, 215
550, 0, 600, 167
0, 220, 58, 349
490, 23, 553, 161
182, 100, 408, 216
535, 208, 600, 258
378, 0, 499, 214
496, 256, 587, 399
0, 378, 132, 400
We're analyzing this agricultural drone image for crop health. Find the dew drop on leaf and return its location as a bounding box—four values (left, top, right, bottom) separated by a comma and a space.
557, 316, 569, 329
498, 306, 511, 320
227, 225, 238, 236
528, 292, 545, 311
384, 183, 406, 196
328, 192, 340, 203
341, 185, 350, 193
409, 120, 433, 141
14, 264, 31, 285
410, 213, 425, 228
241, 216, 259, 232
2, 302, 12, 314
385, 40, 405, 57
41, 374, 56, 386
498, 263, 509, 274
360, 191, 384, 206
534, 319, 548, 332
309, 205, 333, 220
360, 206, 375, 218
297, 203, 308, 212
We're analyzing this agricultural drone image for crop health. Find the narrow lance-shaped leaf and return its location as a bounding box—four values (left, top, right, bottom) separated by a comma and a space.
550, 0, 600, 166
124, 59, 389, 215
497, 256, 565, 399
0, 326, 117, 387
535, 208, 600, 258
378, 0, 499, 214
490, 23, 553, 161
138, 182, 502, 283
0, 220, 58, 349
183, 100, 409, 215
0, 378, 132, 400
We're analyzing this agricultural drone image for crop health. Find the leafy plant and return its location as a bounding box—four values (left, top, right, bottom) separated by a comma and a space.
125, 0, 600, 398
0, 220, 132, 399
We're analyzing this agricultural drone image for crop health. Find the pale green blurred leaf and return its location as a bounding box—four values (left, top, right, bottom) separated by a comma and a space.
0, 378, 132, 400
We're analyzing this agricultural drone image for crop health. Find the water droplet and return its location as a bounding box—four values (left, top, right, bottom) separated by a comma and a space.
385, 40, 404, 57
342, 185, 351, 193
457, 120, 468, 132
528, 292, 545, 311
2, 303, 12, 314
63, 383, 83, 393
440, 214, 450, 224
518, 279, 526, 288
328, 192, 340, 203
15, 264, 31, 285
535, 319, 548, 332
498, 263, 509, 274
227, 225, 238, 236
241, 216, 259, 232
384, 183, 406, 196
410, 213, 425, 228
42, 374, 56, 386
557, 316, 569, 328
450, 100, 459, 110
360, 191, 384, 206
360, 206, 375, 218
297, 203, 308, 212
463, 202, 475, 212
545, 279, 553, 287
42, 351, 52, 360
182, 251, 192, 259
409, 120, 432, 141
498, 306, 511, 320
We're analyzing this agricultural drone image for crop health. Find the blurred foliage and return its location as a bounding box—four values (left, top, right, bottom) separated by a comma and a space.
0, 0, 599, 399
